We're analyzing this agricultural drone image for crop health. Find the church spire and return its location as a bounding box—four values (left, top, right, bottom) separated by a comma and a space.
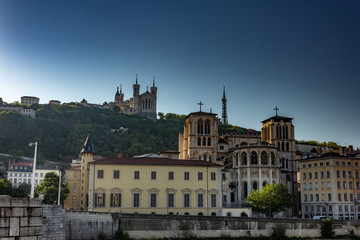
120, 84, 122, 93
222, 86, 228, 124
136, 74, 138, 84
153, 76, 155, 87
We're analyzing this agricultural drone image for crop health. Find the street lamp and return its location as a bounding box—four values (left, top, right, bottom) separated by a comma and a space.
29, 142, 38, 198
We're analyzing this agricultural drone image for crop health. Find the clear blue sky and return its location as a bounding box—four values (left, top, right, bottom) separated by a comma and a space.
0, 0, 359, 148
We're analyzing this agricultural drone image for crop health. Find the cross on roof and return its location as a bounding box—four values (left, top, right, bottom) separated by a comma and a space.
274, 106, 279, 116
198, 101, 203, 112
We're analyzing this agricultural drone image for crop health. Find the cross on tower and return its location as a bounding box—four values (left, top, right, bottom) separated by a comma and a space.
274, 106, 279, 116
198, 101, 203, 112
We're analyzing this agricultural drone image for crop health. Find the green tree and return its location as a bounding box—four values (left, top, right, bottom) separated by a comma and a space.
16, 183, 31, 197
246, 183, 293, 217
0, 179, 17, 196
34, 172, 69, 204
321, 218, 335, 238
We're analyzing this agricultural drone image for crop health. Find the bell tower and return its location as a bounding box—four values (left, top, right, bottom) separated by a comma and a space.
79, 134, 94, 210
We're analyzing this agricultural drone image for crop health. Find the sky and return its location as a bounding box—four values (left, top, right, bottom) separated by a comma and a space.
0, 0, 359, 148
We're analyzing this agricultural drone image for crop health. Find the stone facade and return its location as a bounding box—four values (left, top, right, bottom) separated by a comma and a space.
0, 196, 42, 240
112, 74, 157, 121
42, 205, 65, 240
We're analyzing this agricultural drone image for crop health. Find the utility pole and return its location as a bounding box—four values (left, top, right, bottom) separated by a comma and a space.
29, 142, 38, 198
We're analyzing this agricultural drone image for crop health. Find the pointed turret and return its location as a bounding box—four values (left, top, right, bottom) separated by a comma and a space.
150, 76, 157, 96
222, 86, 228, 124
81, 134, 94, 154
115, 86, 120, 96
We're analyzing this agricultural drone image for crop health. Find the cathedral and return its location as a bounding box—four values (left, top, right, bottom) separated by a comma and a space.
113, 74, 157, 121
178, 88, 299, 217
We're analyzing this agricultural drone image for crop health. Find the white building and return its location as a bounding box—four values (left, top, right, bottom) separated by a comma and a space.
7, 161, 60, 188
21, 96, 39, 106
0, 105, 36, 118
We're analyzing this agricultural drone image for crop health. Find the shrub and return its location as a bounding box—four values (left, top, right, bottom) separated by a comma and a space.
97, 231, 106, 240
321, 218, 335, 238
271, 225, 288, 240
113, 228, 133, 240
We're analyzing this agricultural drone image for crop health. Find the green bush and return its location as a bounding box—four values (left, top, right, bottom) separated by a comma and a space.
271, 225, 288, 240
321, 218, 335, 238
113, 229, 133, 240
97, 231, 106, 240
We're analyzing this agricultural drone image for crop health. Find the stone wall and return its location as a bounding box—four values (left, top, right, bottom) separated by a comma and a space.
0, 195, 42, 240
63, 211, 357, 239
64, 210, 118, 240
42, 205, 65, 240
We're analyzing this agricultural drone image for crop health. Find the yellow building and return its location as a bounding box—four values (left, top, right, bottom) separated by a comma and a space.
300, 152, 360, 220
65, 135, 223, 216
63, 164, 81, 210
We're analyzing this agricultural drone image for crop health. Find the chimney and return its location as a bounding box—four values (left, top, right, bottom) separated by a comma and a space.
316, 147, 322, 157
349, 145, 354, 152
118, 153, 123, 159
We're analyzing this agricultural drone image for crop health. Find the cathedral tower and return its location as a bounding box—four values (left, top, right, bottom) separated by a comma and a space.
179, 103, 218, 161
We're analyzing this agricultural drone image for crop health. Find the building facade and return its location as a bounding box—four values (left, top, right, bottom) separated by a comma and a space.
300, 153, 360, 220
113, 74, 157, 121
0, 105, 36, 118
20, 96, 39, 106
7, 161, 60, 188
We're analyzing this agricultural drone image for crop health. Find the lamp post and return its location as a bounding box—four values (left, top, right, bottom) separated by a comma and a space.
29, 142, 38, 198
58, 171, 61, 205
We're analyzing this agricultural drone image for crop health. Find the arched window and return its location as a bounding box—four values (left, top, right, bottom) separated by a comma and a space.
277, 142, 280, 150
285, 125, 289, 139
283, 125, 286, 139
211, 212, 217, 216
202, 137, 206, 146
197, 137, 201, 146
209, 156, 212, 162
242, 152, 247, 165
208, 137, 211, 146
197, 119, 203, 134
261, 151, 268, 164
263, 181, 267, 187
235, 153, 239, 166
198, 212, 203, 216
281, 142, 285, 151
230, 192, 235, 202
251, 151, 258, 165
276, 125, 279, 139
286, 159, 289, 169
253, 182, 258, 191
204, 119, 210, 134
243, 182, 248, 198
286, 142, 289, 151
204, 155, 207, 161
281, 158, 285, 168
271, 152, 275, 165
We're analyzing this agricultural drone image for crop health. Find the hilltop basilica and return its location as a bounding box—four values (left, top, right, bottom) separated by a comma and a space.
178, 88, 299, 216
111, 74, 157, 121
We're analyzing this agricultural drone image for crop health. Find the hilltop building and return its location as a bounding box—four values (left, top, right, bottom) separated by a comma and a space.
112, 74, 157, 121
20, 96, 39, 106
49, 100, 61, 105
65, 135, 222, 216
0, 105, 36, 118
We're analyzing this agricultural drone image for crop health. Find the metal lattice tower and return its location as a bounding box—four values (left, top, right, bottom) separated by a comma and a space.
222, 86, 228, 124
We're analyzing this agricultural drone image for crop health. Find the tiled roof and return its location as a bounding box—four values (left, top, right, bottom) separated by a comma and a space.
90, 157, 222, 167
185, 111, 217, 119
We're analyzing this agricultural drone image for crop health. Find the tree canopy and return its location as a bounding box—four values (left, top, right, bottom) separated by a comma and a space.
34, 172, 69, 204
0, 179, 30, 197
246, 183, 293, 217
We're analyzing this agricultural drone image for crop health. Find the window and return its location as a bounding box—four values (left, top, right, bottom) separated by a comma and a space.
350, 194, 354, 201
350, 182, 353, 189
197, 194, 204, 207
310, 194, 313, 201
74, 171, 78, 178
303, 173, 306, 180
308, 163, 312, 168
320, 162, 323, 167
314, 163, 318, 167
328, 194, 331, 201
150, 193, 157, 207
211, 194, 217, 207
168, 193, 174, 208
184, 172, 189, 180
343, 171, 346, 178
113, 170, 120, 179
304, 194, 307, 202
151, 171, 156, 180
337, 181, 341, 189
95, 193, 105, 207
338, 193, 342, 201
356, 171, 359, 178
326, 161, 329, 166
168, 172, 174, 180
315, 182, 319, 190
40, 173, 43, 177
73, 183, 77, 193
342, 161, 346, 166
309, 182, 313, 190
303, 183, 307, 190
316, 194, 319, 202
327, 181, 331, 189
326, 171, 330, 178
134, 171, 140, 179
198, 172, 203, 181
35, 173, 38, 177
110, 193, 121, 207
344, 193, 348, 201
184, 193, 190, 207
339, 205, 342, 211
97, 170, 104, 179
133, 193, 140, 207
211, 172, 216, 181
309, 172, 312, 179
320, 171, 324, 179
302, 164, 306, 169
349, 171, 352, 178
343, 181, 347, 189
337, 171, 340, 178
314, 172, 318, 179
